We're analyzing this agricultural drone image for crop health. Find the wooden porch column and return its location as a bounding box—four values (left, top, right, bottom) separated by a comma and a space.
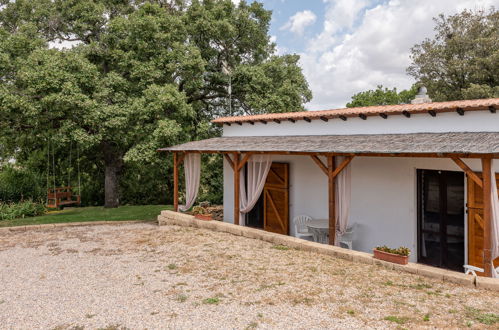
328, 155, 336, 245
482, 158, 493, 277
233, 153, 240, 225
173, 152, 179, 212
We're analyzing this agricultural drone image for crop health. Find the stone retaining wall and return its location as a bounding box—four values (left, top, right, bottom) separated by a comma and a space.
158, 210, 499, 292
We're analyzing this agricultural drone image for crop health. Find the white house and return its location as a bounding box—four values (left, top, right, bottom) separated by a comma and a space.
160, 94, 499, 277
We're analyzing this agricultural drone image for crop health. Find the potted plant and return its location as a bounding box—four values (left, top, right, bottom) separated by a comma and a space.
373, 245, 410, 265
192, 205, 212, 221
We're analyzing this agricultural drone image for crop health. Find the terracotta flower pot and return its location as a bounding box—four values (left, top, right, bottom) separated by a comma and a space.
194, 214, 212, 221
373, 249, 409, 265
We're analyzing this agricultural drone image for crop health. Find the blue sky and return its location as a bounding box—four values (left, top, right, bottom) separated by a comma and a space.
236, 0, 499, 110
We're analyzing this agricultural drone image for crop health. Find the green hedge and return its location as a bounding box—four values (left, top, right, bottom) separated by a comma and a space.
0, 200, 46, 220
0, 166, 45, 202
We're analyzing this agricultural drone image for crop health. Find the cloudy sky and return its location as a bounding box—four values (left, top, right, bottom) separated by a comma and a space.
241, 0, 498, 110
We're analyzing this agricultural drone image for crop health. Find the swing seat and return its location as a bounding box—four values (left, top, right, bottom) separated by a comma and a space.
47, 186, 81, 209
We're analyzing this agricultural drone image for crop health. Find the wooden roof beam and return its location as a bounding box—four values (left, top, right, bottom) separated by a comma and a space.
451, 157, 482, 188
288, 118, 296, 123
457, 107, 465, 116
224, 153, 234, 170
359, 114, 367, 120
320, 116, 329, 122
402, 110, 411, 118
339, 115, 347, 121
260, 120, 267, 124
310, 155, 328, 176
331, 156, 354, 179
273, 119, 281, 124
303, 117, 311, 122
489, 106, 496, 113
379, 113, 388, 119
237, 152, 255, 171
428, 110, 436, 117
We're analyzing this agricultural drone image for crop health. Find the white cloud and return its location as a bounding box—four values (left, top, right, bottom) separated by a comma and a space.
300, 0, 498, 110
281, 10, 317, 35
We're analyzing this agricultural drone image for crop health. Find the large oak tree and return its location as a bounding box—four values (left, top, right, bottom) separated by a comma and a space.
0, 0, 312, 207
408, 8, 498, 101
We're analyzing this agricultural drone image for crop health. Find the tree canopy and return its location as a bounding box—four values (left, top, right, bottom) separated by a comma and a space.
346, 85, 418, 108
0, 0, 312, 207
407, 8, 499, 101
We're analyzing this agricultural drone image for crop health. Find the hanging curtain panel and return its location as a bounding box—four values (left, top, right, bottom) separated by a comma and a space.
239, 154, 273, 225
490, 159, 499, 277
179, 153, 201, 212
334, 156, 352, 246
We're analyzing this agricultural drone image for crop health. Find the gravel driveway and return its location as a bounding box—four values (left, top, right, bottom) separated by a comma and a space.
0, 223, 498, 329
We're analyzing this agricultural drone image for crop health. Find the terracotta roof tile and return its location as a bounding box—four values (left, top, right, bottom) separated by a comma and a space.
211, 98, 499, 124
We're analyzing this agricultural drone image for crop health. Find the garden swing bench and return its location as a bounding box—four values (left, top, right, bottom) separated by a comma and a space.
46, 139, 82, 209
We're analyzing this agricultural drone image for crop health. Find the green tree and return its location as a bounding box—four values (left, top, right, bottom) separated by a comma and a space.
346, 85, 418, 108
0, 0, 311, 207
407, 8, 499, 101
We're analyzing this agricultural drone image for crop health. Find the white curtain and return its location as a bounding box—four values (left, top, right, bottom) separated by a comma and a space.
239, 154, 272, 225
334, 156, 352, 246
490, 159, 499, 277
179, 153, 201, 212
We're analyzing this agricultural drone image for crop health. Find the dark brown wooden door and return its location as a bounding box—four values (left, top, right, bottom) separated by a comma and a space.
263, 163, 289, 235
467, 173, 499, 271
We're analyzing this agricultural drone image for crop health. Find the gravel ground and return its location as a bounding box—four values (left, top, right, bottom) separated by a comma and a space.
0, 223, 498, 329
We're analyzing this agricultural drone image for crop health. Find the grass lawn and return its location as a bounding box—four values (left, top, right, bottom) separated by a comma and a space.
0, 205, 172, 228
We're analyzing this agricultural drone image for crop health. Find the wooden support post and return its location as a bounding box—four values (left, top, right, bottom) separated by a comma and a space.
328, 155, 336, 245
173, 152, 179, 212
482, 158, 493, 277
233, 153, 240, 225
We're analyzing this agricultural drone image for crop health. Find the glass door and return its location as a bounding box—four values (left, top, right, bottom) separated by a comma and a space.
417, 170, 465, 271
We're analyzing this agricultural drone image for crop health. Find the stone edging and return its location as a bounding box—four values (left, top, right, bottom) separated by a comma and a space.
158, 210, 499, 292
0, 220, 157, 233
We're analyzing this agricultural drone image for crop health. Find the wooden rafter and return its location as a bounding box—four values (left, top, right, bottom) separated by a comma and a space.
237, 152, 255, 171
224, 153, 234, 170
451, 157, 482, 188
176, 152, 185, 166
331, 156, 354, 179
310, 155, 328, 176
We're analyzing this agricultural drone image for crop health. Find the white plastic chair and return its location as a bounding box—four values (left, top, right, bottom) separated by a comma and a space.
339, 223, 356, 250
294, 215, 313, 240
464, 264, 499, 277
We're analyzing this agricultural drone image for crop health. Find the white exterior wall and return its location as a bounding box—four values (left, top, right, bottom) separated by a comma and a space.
221, 108, 498, 262
224, 155, 499, 263
223, 110, 499, 136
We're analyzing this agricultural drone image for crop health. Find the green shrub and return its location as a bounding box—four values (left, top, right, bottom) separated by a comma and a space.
0, 166, 45, 202
0, 200, 46, 220
375, 245, 411, 256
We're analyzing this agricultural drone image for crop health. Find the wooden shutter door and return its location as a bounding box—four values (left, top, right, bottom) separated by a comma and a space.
263, 163, 289, 235
467, 173, 499, 271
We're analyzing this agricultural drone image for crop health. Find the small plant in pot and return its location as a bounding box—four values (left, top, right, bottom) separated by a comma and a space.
192, 205, 212, 221
373, 245, 410, 265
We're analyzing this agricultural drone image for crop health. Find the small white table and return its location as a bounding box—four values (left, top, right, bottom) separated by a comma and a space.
306, 219, 329, 244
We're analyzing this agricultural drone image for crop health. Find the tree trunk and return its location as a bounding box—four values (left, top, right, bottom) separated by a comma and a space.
102, 142, 122, 208
104, 164, 120, 208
